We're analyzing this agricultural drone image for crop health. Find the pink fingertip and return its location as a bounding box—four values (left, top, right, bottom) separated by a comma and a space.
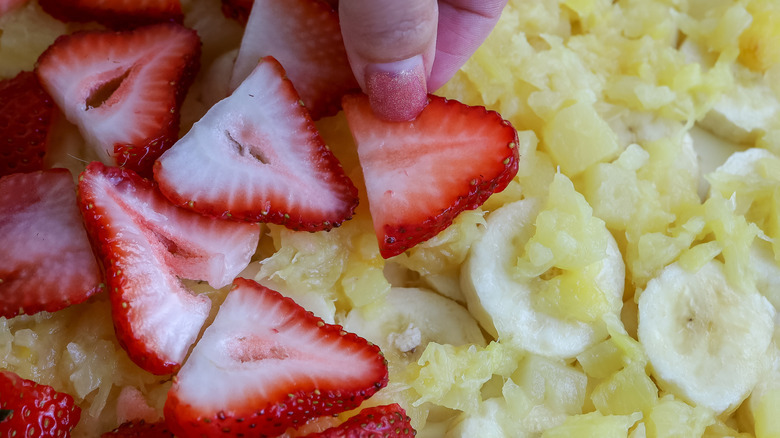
365, 56, 428, 122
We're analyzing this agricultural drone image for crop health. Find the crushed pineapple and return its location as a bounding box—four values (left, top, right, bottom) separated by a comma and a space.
2, 0, 780, 436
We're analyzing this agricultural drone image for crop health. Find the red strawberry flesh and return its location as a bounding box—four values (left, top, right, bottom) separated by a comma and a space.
0, 370, 81, 438
0, 71, 59, 177
164, 277, 388, 437
342, 93, 519, 258
230, 0, 358, 119
38, 0, 183, 29
155, 56, 358, 232
305, 404, 417, 438
77, 162, 260, 375
101, 420, 174, 438
0, 169, 102, 318
36, 23, 200, 177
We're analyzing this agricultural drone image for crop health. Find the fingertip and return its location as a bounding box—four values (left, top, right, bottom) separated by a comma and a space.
365, 56, 428, 122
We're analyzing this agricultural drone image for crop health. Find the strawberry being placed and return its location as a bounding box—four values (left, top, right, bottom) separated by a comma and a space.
0, 71, 59, 177
164, 278, 389, 437
78, 162, 260, 375
38, 0, 183, 29
0, 169, 102, 318
36, 23, 200, 177
229, 0, 358, 119
304, 404, 416, 438
155, 56, 358, 232
342, 94, 520, 259
101, 420, 174, 437
0, 370, 81, 437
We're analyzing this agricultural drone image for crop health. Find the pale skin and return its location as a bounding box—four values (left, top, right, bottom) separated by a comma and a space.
339, 0, 508, 121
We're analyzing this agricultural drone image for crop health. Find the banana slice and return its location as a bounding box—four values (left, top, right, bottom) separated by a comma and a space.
637, 260, 775, 414
461, 198, 624, 359
341, 287, 486, 359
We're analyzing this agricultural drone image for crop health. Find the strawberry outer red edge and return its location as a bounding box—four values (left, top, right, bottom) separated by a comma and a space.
0, 370, 81, 437
37, 0, 184, 29
304, 403, 417, 437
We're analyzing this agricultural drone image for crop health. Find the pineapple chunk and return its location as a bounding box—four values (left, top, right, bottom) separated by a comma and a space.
755, 387, 780, 438
541, 411, 641, 438
512, 354, 588, 416
739, 0, 780, 72
643, 395, 715, 438
591, 364, 658, 416
542, 101, 620, 176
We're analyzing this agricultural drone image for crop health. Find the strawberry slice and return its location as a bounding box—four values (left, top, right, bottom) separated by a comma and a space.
155, 56, 358, 232
219, 0, 252, 25
101, 420, 174, 437
0, 370, 81, 437
342, 94, 520, 258
0, 71, 59, 177
0, 0, 27, 17
36, 23, 200, 178
164, 277, 389, 437
38, 0, 183, 29
0, 169, 102, 318
78, 162, 260, 375
304, 404, 416, 438
230, 0, 358, 119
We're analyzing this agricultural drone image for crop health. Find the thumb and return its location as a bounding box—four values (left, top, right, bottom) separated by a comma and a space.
339, 0, 438, 121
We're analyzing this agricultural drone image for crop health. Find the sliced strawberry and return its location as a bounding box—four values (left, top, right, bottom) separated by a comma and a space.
230, 0, 358, 119
342, 94, 519, 258
0, 71, 59, 177
38, 0, 183, 29
101, 420, 174, 438
219, 0, 252, 25
0, 370, 81, 437
304, 404, 416, 438
155, 56, 358, 232
36, 23, 200, 178
0, 0, 27, 17
77, 162, 260, 375
164, 277, 388, 437
0, 169, 102, 318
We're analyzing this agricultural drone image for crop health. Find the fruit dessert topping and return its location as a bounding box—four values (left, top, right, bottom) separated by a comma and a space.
35, 23, 200, 177
305, 403, 417, 438
164, 277, 389, 437
155, 56, 359, 232
0, 71, 59, 177
0, 169, 102, 319
230, 0, 358, 119
77, 162, 260, 375
37, 0, 183, 29
342, 94, 520, 258
0, 370, 82, 438
101, 420, 174, 437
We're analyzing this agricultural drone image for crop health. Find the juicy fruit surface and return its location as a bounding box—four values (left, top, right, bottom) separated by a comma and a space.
0, 370, 81, 437
35, 22, 200, 177
306, 403, 416, 438
342, 94, 519, 258
164, 278, 388, 437
2, 0, 780, 436
0, 169, 102, 318
77, 162, 258, 375
0, 71, 57, 177
37, 0, 183, 29
156, 56, 359, 231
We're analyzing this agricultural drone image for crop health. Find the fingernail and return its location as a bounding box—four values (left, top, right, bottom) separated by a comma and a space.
365, 55, 428, 122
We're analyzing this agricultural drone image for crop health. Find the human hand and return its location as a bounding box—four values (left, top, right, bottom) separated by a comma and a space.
339, 0, 507, 121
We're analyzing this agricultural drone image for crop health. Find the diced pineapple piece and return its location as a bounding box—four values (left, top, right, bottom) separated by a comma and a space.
0, 2, 67, 78
755, 387, 780, 438
410, 342, 520, 413
541, 411, 642, 438
512, 354, 588, 416
591, 364, 658, 416
542, 101, 620, 176
739, 0, 780, 72
643, 395, 715, 438
533, 263, 612, 323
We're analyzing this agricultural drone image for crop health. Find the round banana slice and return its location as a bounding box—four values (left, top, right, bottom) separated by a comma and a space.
461, 198, 624, 359
341, 287, 486, 359
637, 260, 775, 414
